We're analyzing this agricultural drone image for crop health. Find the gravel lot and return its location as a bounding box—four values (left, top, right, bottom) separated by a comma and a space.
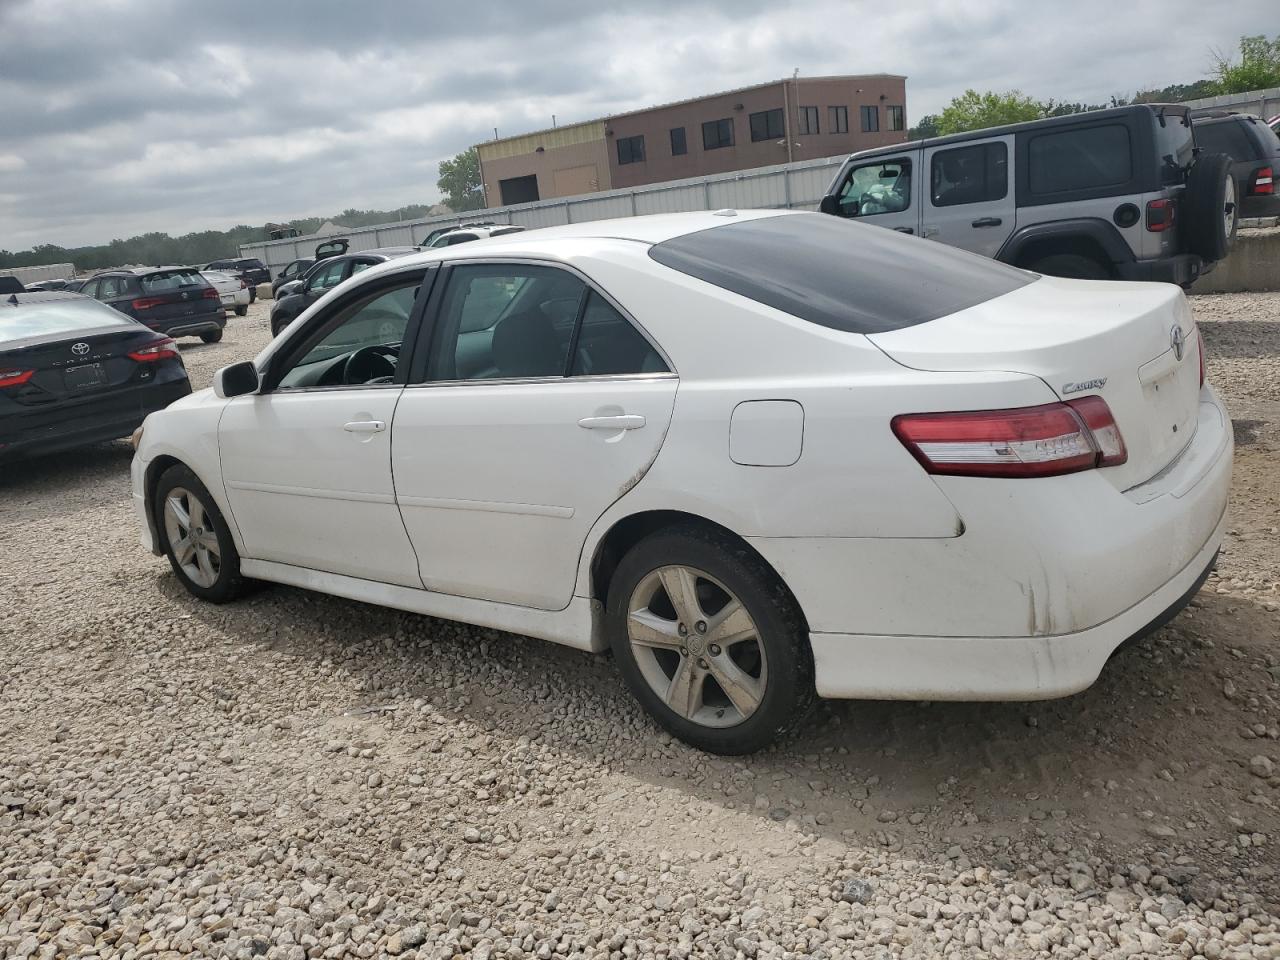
2, 294, 1279, 960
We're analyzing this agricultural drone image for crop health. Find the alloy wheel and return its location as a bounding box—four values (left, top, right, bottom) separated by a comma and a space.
626, 565, 768, 728
163, 487, 221, 588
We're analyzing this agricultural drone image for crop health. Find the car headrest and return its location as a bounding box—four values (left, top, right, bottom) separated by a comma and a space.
491, 309, 563, 378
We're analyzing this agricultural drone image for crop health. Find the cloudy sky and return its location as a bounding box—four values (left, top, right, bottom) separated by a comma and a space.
0, 0, 1269, 250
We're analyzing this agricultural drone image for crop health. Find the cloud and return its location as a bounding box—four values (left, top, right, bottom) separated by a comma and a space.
0, 0, 1270, 249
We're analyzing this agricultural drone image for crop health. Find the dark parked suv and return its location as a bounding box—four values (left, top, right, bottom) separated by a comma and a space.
821, 103, 1238, 285
206, 257, 271, 301
79, 267, 226, 343
1192, 111, 1280, 220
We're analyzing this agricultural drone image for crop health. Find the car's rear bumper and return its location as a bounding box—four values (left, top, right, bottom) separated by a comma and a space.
1119, 253, 1205, 285
0, 378, 192, 463
751, 385, 1233, 700
144, 314, 226, 339
807, 519, 1222, 700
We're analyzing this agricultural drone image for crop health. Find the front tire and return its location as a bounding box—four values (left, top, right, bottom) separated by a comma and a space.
606, 526, 815, 755
155, 465, 247, 603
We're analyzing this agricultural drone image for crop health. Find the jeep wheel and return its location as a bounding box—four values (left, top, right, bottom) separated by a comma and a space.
1183, 153, 1237, 263
1028, 253, 1110, 281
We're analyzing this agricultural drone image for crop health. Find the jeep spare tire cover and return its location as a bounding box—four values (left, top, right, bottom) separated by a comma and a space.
1183, 152, 1237, 262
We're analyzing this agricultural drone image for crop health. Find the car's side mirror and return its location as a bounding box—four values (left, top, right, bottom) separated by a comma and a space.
213, 361, 260, 399
819, 195, 841, 216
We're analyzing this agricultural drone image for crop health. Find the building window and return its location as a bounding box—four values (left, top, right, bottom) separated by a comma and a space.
616, 134, 645, 165
670, 127, 687, 156
798, 105, 819, 135
887, 105, 904, 131
860, 105, 879, 133
499, 174, 539, 205
749, 108, 785, 142
702, 117, 734, 150
828, 105, 848, 134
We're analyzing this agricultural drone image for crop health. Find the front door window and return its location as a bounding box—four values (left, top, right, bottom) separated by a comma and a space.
834, 159, 912, 218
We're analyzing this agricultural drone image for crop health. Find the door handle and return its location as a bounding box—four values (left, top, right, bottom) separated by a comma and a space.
971, 217, 1003, 228
343, 420, 386, 433
893, 227, 915, 234
578, 415, 646, 430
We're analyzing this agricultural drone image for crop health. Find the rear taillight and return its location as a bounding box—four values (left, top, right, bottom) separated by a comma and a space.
892, 399, 1127, 479
131, 296, 167, 310
0, 368, 34, 388
239, 279, 247, 289
128, 338, 178, 362
1251, 166, 1273, 196
1198, 328, 1206, 386
202, 287, 219, 300
1146, 198, 1176, 232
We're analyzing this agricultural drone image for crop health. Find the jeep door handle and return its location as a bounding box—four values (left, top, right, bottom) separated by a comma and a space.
343, 420, 386, 433
971, 217, 1003, 228
578, 415, 646, 430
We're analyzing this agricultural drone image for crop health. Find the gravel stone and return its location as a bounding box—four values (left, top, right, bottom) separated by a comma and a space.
1, 295, 1279, 959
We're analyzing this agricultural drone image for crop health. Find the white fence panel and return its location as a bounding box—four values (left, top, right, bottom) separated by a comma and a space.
634, 184, 705, 215
242, 151, 859, 272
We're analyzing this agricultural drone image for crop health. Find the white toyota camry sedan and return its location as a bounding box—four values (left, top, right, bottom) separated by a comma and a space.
130, 210, 1232, 754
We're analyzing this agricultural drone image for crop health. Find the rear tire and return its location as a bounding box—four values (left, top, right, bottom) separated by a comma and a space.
606, 525, 815, 755
154, 465, 247, 603
200, 328, 223, 343
234, 305, 248, 317
1183, 153, 1237, 262
1027, 253, 1110, 280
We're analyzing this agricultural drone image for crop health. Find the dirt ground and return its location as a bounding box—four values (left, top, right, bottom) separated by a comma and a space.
1, 294, 1278, 959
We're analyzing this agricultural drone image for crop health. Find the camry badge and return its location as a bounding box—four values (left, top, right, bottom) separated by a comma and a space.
1062, 377, 1107, 395
1171, 325, 1185, 362
71, 342, 90, 356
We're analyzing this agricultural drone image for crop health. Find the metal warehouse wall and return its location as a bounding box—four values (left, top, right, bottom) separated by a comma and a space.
238, 154, 848, 272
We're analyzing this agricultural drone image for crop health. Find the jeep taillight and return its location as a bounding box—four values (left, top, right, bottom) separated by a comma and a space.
1146, 198, 1176, 232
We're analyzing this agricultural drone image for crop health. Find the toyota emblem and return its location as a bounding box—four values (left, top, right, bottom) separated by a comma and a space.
71, 342, 90, 356
1170, 325, 1185, 362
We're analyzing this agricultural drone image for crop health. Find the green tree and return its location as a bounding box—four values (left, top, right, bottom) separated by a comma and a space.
936, 89, 1043, 135
907, 114, 941, 140
437, 148, 485, 212
1213, 34, 1280, 94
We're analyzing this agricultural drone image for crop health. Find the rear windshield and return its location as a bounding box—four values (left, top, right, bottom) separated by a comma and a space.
1155, 109, 1196, 184
648, 214, 1035, 334
1195, 119, 1264, 161
238, 259, 265, 269
139, 269, 204, 292
0, 298, 134, 344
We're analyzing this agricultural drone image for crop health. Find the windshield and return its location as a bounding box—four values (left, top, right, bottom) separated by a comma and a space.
0, 299, 135, 344
1156, 108, 1195, 184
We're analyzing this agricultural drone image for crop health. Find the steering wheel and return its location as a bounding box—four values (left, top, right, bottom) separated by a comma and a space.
342, 344, 398, 385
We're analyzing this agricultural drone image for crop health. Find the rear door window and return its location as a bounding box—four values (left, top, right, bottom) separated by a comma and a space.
1028, 124, 1132, 195
931, 142, 1007, 206
98, 276, 130, 299
569, 292, 667, 376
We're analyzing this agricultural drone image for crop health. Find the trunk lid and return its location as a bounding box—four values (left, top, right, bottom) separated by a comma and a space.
868, 276, 1202, 490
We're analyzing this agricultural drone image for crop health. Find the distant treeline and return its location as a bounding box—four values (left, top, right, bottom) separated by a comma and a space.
0, 204, 438, 273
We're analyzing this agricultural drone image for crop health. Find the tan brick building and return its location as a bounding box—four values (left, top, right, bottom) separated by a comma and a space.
476, 75, 907, 207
